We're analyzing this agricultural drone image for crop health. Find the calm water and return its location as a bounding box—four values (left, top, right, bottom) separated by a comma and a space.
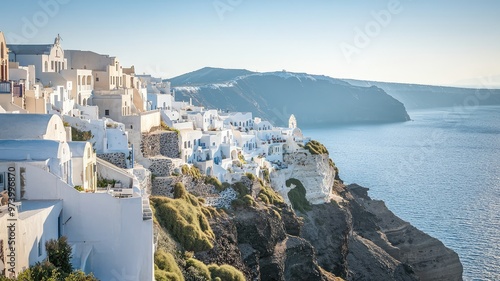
304, 106, 500, 281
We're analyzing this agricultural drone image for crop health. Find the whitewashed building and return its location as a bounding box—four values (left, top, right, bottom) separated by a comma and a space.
7, 35, 67, 78
0, 113, 153, 280
68, 141, 97, 192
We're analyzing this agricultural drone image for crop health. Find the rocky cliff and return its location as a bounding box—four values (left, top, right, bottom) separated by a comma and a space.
151, 145, 463, 281
168, 67, 410, 127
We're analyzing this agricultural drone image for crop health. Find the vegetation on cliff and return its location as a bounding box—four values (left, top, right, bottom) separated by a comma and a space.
151, 181, 248, 281
305, 140, 329, 155
154, 250, 184, 281
286, 178, 312, 213
180, 165, 202, 180
151, 183, 214, 252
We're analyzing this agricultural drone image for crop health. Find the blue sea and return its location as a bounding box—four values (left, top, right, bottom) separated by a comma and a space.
304, 106, 500, 281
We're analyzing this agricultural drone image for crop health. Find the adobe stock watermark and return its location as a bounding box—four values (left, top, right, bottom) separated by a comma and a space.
213, 0, 244, 21
6, 0, 71, 44
339, 0, 404, 63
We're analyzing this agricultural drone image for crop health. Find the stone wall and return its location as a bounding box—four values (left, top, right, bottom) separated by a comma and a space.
151, 175, 218, 199
141, 131, 179, 158
148, 157, 174, 177
97, 152, 128, 169
152, 177, 174, 197
160, 132, 180, 158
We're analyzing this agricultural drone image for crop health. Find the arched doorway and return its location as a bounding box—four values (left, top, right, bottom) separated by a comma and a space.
231, 150, 238, 160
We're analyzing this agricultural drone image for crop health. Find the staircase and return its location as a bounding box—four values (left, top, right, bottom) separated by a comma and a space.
142, 196, 152, 220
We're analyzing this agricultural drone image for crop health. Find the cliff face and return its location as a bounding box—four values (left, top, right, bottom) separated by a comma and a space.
271, 152, 335, 205
347, 185, 463, 281
169, 67, 410, 127
152, 149, 463, 281
345, 79, 500, 110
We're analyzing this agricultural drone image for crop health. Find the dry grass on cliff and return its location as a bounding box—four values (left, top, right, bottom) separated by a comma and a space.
305, 140, 329, 155
154, 250, 184, 281
151, 183, 215, 252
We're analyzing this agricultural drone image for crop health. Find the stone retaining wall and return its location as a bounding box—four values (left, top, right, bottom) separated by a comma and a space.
148, 157, 174, 177
97, 152, 128, 169
141, 131, 179, 158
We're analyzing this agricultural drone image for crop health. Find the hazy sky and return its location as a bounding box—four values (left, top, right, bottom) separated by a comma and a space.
2, 0, 500, 87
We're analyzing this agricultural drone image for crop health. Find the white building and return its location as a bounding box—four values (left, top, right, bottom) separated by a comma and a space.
0, 113, 153, 280
65, 50, 145, 118
0, 199, 63, 278
0, 113, 66, 142
7, 35, 67, 78
60, 69, 93, 106
222, 112, 253, 131
0, 161, 153, 280
68, 141, 97, 192
0, 140, 72, 184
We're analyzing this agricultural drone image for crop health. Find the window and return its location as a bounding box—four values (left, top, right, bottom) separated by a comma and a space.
51, 61, 54, 70
96, 76, 99, 82
105, 109, 110, 116
0, 173, 4, 190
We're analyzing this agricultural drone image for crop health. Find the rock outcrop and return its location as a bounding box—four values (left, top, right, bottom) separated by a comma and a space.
271, 152, 335, 205
347, 184, 463, 281
153, 147, 463, 281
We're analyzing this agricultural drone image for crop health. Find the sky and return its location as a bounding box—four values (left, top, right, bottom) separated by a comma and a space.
1, 0, 500, 87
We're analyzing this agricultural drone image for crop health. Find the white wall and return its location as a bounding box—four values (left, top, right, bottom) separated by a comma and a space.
105, 129, 129, 153
18, 163, 153, 281
0, 200, 62, 277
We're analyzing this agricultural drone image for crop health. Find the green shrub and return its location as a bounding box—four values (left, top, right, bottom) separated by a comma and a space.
231, 182, 249, 198
10, 237, 96, 281
21, 260, 59, 281
286, 178, 312, 213
173, 182, 187, 199
155, 269, 183, 281
238, 153, 246, 165
204, 176, 223, 191
258, 186, 285, 206
222, 182, 230, 190
71, 127, 93, 142
181, 165, 202, 180
304, 140, 329, 155
154, 250, 184, 281
186, 258, 211, 280
151, 196, 214, 252
245, 173, 255, 181
208, 264, 245, 281
46, 236, 73, 274
65, 271, 99, 281
262, 169, 270, 183
74, 185, 84, 192
97, 177, 116, 188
